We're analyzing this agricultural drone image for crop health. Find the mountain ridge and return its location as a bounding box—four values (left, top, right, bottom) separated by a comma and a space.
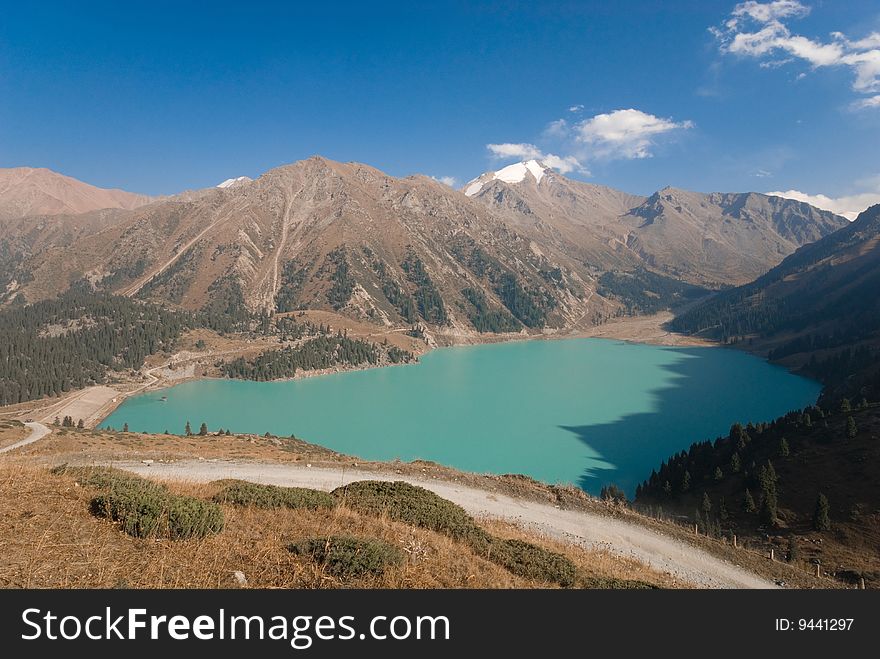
0, 157, 851, 340
0, 167, 155, 221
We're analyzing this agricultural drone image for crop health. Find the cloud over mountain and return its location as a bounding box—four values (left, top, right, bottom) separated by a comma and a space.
713, 1, 880, 107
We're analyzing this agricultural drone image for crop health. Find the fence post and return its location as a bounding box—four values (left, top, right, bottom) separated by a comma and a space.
816, 564, 821, 578
733, 534, 737, 548
770, 548, 775, 561
694, 523, 699, 535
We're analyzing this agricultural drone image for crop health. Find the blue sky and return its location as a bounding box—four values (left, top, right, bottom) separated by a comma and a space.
1, 1, 878, 216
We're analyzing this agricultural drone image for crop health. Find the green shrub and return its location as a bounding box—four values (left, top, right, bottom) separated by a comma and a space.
50, 464, 141, 490
288, 536, 403, 579
91, 478, 224, 540
214, 480, 336, 510
333, 480, 579, 584
165, 496, 225, 539
332, 480, 488, 545
579, 576, 657, 589
54, 465, 225, 540
486, 537, 577, 587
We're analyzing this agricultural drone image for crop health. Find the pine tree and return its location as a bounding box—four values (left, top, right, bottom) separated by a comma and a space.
813, 493, 831, 531
730, 452, 741, 473
122, 422, 129, 432
681, 470, 691, 492
840, 398, 852, 413
779, 437, 790, 458
713, 466, 723, 481
662, 480, 672, 496
76, 418, 84, 429
743, 488, 757, 513
787, 536, 799, 563
718, 497, 729, 524
199, 422, 208, 436
846, 416, 857, 439
759, 490, 778, 527
701, 492, 712, 516
185, 421, 192, 436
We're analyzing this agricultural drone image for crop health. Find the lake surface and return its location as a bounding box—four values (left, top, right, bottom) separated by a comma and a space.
101, 338, 821, 495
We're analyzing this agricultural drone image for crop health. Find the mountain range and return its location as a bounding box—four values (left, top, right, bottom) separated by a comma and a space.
672, 203, 880, 402
0, 158, 849, 337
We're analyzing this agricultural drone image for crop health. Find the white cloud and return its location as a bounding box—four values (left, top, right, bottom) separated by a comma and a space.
485, 143, 586, 175
731, 0, 809, 24
766, 188, 880, 220
431, 175, 458, 187
852, 94, 880, 110
574, 109, 694, 159
713, 1, 880, 104
568, 104, 584, 113
482, 108, 691, 179
540, 154, 584, 174
486, 143, 544, 160
543, 119, 569, 138
753, 169, 773, 177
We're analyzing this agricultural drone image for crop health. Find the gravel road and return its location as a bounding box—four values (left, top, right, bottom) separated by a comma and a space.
0, 422, 51, 454
115, 459, 776, 589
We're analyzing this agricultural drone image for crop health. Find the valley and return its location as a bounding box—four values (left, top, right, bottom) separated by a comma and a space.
1, 158, 876, 590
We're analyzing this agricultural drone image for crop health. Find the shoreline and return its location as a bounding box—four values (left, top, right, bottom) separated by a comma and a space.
3, 310, 720, 429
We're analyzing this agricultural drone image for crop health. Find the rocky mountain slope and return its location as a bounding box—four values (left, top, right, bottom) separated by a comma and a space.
0, 158, 850, 338
6, 158, 613, 334
464, 161, 848, 287
0, 167, 153, 220
672, 204, 880, 402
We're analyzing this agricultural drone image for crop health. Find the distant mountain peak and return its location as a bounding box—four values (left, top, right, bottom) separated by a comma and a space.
463, 160, 551, 196
0, 166, 153, 220
217, 176, 252, 189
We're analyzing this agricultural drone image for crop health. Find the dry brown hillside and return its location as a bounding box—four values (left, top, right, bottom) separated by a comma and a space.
0, 167, 153, 220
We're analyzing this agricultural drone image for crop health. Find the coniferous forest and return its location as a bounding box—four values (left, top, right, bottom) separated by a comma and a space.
218, 333, 413, 381
0, 287, 415, 404
0, 288, 187, 405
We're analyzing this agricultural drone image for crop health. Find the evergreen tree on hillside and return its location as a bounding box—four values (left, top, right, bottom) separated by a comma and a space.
759, 490, 778, 527
718, 497, 729, 524
743, 488, 757, 513
779, 437, 790, 458
185, 421, 192, 436
813, 493, 831, 531
122, 423, 129, 433
846, 416, 857, 439
730, 452, 741, 473
199, 422, 208, 436
681, 470, 691, 492
701, 492, 712, 516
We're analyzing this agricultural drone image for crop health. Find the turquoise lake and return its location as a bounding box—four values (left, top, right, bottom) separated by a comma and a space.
101, 338, 821, 495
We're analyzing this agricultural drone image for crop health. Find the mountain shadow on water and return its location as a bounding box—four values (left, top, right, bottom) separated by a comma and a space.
560, 347, 820, 497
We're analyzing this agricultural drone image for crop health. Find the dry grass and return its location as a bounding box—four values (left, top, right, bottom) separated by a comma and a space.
0, 465, 683, 589
6, 428, 599, 509
0, 421, 28, 450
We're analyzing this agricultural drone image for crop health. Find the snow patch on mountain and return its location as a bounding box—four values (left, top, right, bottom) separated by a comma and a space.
217, 176, 252, 188
464, 160, 549, 196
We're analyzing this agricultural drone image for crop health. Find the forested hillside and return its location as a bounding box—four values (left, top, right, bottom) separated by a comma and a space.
670, 204, 880, 403
0, 288, 187, 405
218, 334, 413, 381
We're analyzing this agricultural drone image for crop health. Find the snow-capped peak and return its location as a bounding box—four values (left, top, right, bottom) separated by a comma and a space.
217, 176, 252, 189
463, 160, 550, 196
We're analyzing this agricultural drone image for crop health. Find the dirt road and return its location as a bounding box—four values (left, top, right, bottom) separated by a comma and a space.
0, 422, 51, 454
115, 459, 776, 589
